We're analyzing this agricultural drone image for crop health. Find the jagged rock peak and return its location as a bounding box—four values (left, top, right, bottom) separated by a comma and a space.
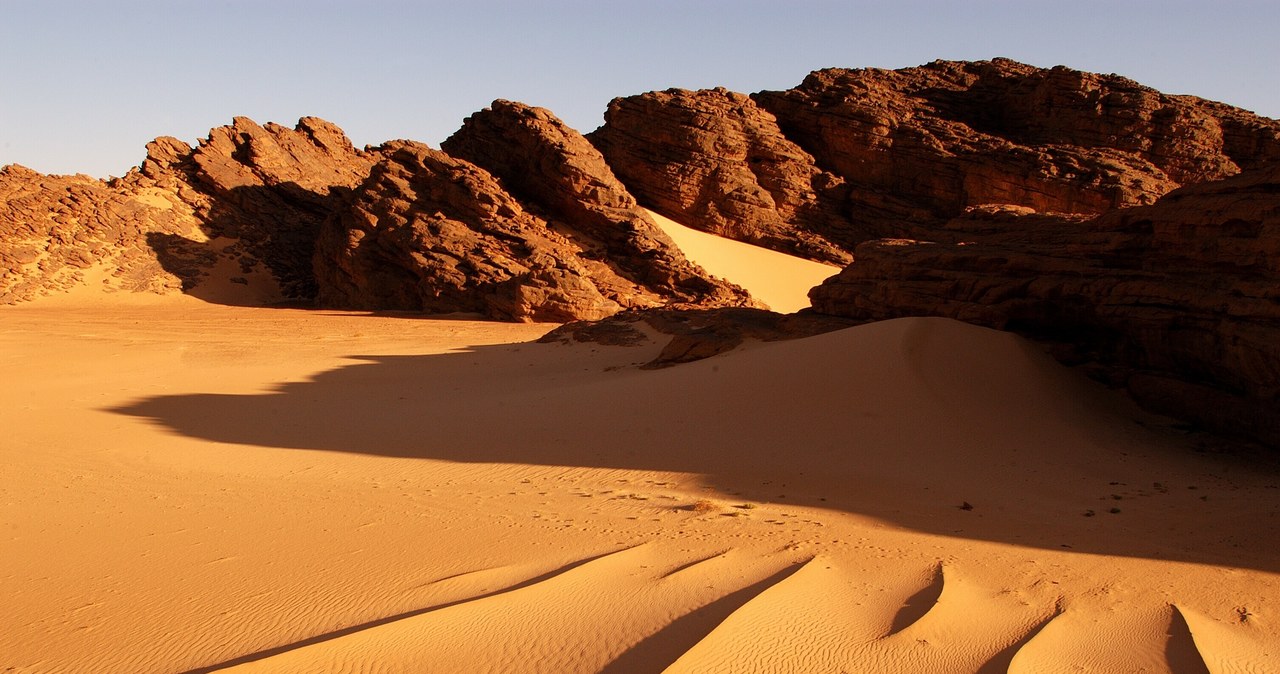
314, 140, 759, 322
442, 98, 757, 307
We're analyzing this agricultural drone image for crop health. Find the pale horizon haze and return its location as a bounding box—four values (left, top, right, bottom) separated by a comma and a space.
3, 0, 1278, 178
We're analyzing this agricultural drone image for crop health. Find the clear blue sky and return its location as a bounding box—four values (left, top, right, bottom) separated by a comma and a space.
3, 0, 1278, 178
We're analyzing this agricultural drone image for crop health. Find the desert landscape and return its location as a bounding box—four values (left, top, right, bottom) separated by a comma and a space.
3, 59, 1279, 673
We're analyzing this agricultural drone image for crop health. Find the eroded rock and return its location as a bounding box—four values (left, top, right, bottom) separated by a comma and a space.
809, 162, 1280, 448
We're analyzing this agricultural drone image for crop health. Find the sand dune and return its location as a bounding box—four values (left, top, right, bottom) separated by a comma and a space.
3, 232, 1279, 672
645, 208, 840, 313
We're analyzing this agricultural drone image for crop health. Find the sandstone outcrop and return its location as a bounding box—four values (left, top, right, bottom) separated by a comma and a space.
4, 112, 757, 319
0, 117, 380, 304
130, 116, 380, 300
755, 59, 1280, 238
809, 162, 1280, 448
593, 59, 1280, 260
0, 165, 197, 303
441, 100, 754, 306
589, 88, 852, 264
314, 141, 758, 321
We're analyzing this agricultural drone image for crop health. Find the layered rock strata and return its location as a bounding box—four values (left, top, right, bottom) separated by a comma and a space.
588, 88, 852, 264
593, 59, 1280, 260
809, 162, 1280, 448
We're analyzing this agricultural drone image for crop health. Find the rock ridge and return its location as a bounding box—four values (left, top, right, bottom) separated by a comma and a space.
808, 161, 1280, 448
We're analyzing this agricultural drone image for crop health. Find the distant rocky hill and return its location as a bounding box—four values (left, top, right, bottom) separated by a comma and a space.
3, 58, 1279, 447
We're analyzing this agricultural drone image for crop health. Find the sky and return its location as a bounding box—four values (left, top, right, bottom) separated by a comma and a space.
3, 0, 1279, 178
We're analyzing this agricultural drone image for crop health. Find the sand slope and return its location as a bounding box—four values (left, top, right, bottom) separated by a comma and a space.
645, 208, 840, 313
3, 230, 1279, 672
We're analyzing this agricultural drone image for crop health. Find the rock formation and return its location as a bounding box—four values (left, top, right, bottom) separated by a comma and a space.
130, 116, 381, 300
0, 165, 195, 303
809, 161, 1280, 449
0, 117, 380, 304
588, 88, 852, 264
3, 110, 758, 319
314, 140, 758, 321
441, 100, 754, 307
593, 59, 1280, 260
4, 60, 1280, 449
755, 58, 1280, 237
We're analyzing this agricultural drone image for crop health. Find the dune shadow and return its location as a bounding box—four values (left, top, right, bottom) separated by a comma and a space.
109, 320, 1280, 573
887, 564, 944, 636
178, 547, 627, 673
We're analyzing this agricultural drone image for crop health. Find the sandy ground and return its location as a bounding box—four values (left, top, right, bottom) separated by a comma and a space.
3, 232, 1279, 672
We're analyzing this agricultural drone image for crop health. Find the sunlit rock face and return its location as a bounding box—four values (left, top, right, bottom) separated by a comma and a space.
593, 59, 1280, 262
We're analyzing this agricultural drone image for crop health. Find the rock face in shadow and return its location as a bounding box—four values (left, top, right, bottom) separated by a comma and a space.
130, 116, 380, 300
808, 162, 1280, 449
593, 59, 1280, 259
589, 88, 853, 264
314, 141, 760, 321
440, 99, 756, 308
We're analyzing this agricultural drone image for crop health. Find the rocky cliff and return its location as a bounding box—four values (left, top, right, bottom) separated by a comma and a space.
131, 116, 380, 300
593, 59, 1280, 259
440, 100, 754, 311
809, 161, 1280, 448
588, 88, 853, 264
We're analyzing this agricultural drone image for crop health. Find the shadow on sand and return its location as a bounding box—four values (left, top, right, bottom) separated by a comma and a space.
110, 318, 1280, 573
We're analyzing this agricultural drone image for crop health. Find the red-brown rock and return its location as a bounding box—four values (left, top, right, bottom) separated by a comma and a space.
589, 88, 853, 264
809, 162, 1280, 449
314, 141, 759, 321
131, 116, 381, 299
441, 100, 755, 306
540, 306, 858, 367
590, 59, 1280, 261
0, 116, 381, 304
754, 59, 1280, 239
0, 165, 198, 303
